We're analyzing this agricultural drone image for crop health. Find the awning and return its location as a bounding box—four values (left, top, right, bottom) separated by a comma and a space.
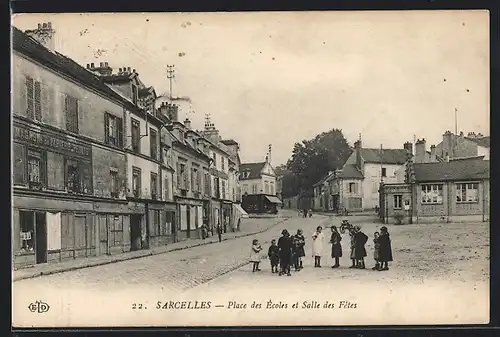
233, 203, 249, 218
265, 196, 282, 204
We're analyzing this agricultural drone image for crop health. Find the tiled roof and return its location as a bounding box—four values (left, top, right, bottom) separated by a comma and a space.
339, 164, 364, 179
221, 139, 239, 146
465, 136, 490, 148
240, 162, 266, 180
414, 159, 489, 182
12, 26, 129, 106
360, 148, 407, 165
101, 73, 137, 82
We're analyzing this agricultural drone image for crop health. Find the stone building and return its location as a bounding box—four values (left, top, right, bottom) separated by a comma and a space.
12, 24, 137, 268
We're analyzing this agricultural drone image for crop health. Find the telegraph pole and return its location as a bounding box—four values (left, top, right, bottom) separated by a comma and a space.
167, 65, 175, 100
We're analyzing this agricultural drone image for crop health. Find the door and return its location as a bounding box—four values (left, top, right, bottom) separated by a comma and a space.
98, 215, 109, 255
35, 212, 47, 264
186, 205, 191, 238
130, 214, 142, 251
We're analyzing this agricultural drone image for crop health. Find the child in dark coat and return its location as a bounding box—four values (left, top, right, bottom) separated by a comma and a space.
377, 226, 393, 271
372, 232, 380, 270
268, 239, 280, 273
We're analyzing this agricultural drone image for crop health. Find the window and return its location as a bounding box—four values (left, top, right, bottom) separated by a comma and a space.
131, 84, 138, 105
221, 180, 226, 199
150, 128, 158, 160
27, 150, 43, 187
131, 118, 141, 153
197, 170, 201, 193
150, 172, 158, 200
177, 163, 186, 190
65, 95, 79, 134
132, 167, 141, 197
151, 210, 161, 236
191, 168, 196, 192
393, 195, 403, 209
204, 172, 210, 195
104, 113, 123, 147
456, 183, 479, 203
66, 159, 81, 193
252, 184, 257, 194
25, 76, 42, 121
19, 211, 35, 253
265, 182, 269, 194
110, 170, 119, 198
212, 153, 216, 165
421, 184, 443, 204
221, 157, 225, 171
382, 168, 387, 177
348, 182, 358, 193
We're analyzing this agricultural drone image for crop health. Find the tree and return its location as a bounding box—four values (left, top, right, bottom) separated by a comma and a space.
285, 128, 352, 198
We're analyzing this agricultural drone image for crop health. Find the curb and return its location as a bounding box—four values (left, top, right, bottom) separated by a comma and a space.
13, 217, 290, 282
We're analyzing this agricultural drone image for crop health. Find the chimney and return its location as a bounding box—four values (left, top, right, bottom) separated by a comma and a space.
184, 118, 191, 129
403, 141, 413, 155
25, 22, 57, 51
442, 130, 455, 158
430, 145, 436, 162
354, 139, 362, 170
88, 61, 113, 76
414, 138, 426, 163
127, 67, 131, 73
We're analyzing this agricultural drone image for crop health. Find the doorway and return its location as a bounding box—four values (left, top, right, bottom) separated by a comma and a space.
130, 214, 142, 251
186, 205, 191, 238
19, 211, 47, 264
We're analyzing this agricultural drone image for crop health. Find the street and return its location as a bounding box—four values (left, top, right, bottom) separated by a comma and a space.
13, 213, 489, 327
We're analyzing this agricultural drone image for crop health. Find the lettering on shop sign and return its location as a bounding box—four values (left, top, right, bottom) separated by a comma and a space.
13, 125, 91, 157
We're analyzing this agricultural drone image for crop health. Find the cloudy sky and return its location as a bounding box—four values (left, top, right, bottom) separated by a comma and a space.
12, 11, 489, 166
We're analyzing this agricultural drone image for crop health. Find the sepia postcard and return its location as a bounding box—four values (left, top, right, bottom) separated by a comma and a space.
11, 10, 490, 328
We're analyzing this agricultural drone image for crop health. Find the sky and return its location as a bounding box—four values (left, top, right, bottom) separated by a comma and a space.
12, 11, 490, 167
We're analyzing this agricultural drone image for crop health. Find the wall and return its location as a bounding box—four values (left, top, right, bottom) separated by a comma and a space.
13, 52, 124, 143
477, 146, 490, 160
127, 154, 160, 198
340, 178, 363, 211
92, 144, 127, 199
381, 184, 412, 224
124, 111, 160, 159
241, 178, 262, 195
161, 168, 174, 201
172, 146, 210, 199
362, 163, 403, 209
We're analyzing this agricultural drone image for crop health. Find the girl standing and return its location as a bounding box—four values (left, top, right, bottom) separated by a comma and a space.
330, 225, 342, 268
312, 226, 325, 267
377, 226, 393, 271
372, 232, 380, 270
250, 239, 263, 272
295, 229, 306, 270
354, 225, 368, 269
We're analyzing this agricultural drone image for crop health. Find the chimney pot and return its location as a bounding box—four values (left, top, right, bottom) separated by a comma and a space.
100, 62, 104, 67
91, 62, 95, 68
104, 62, 109, 67
127, 67, 131, 72
43, 23, 47, 28
86, 64, 89, 69
38, 23, 42, 29
119, 68, 122, 72
47, 22, 52, 29
133, 69, 136, 73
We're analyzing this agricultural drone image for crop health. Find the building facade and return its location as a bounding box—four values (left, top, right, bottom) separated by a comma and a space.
240, 159, 282, 214
435, 131, 490, 161
380, 157, 490, 224
12, 24, 138, 268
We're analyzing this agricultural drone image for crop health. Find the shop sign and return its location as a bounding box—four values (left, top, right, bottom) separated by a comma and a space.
13, 125, 91, 158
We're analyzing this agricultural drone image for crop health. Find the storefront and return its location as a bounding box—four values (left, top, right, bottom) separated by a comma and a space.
148, 201, 177, 247
221, 201, 233, 233
93, 201, 133, 255
176, 197, 204, 241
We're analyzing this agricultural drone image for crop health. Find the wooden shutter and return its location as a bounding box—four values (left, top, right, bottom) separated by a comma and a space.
26, 76, 34, 119
191, 168, 195, 192
104, 113, 110, 144
80, 161, 92, 194
41, 83, 50, 121
13, 143, 25, 185
34, 81, 42, 121
116, 117, 123, 148
176, 163, 181, 188
65, 95, 71, 131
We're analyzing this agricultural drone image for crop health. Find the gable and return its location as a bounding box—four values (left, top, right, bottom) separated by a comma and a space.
240, 162, 266, 180
261, 162, 275, 176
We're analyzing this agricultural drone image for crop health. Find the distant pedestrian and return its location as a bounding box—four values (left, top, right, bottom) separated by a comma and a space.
201, 224, 208, 240
353, 225, 368, 269
303, 209, 308, 218
329, 225, 342, 268
294, 229, 306, 270
349, 228, 357, 268
278, 229, 293, 276
308, 209, 313, 218
372, 231, 381, 270
250, 239, 263, 272
377, 226, 393, 271
267, 239, 280, 273
312, 226, 325, 267
217, 222, 222, 243
298, 209, 303, 217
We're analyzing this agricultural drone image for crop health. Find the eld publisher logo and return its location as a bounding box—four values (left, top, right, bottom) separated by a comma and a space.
28, 301, 50, 313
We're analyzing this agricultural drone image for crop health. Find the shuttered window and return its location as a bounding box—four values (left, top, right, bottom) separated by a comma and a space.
104, 112, 123, 147
25, 76, 42, 121
151, 172, 158, 200
65, 95, 79, 133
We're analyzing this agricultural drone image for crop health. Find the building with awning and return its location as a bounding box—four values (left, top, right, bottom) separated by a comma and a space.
231, 203, 248, 231
265, 195, 282, 205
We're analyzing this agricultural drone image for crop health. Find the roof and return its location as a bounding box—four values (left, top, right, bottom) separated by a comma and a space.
12, 26, 130, 106
221, 139, 239, 146
360, 148, 407, 165
240, 162, 266, 180
338, 164, 364, 179
101, 73, 137, 82
413, 159, 489, 182
465, 136, 490, 148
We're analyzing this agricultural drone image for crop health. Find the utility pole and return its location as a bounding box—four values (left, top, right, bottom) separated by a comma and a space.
167, 65, 175, 100
454, 107, 458, 157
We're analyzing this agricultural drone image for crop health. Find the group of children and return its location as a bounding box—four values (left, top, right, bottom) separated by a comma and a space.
250, 224, 393, 273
